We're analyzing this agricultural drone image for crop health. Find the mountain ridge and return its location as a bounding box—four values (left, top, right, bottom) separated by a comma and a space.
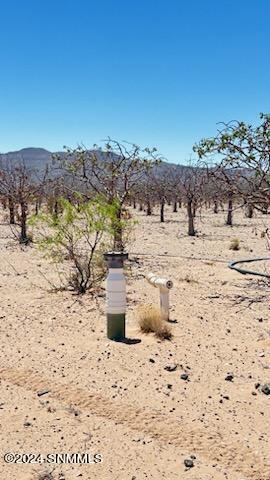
0, 147, 188, 172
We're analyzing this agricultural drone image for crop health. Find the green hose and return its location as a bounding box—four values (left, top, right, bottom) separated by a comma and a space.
228, 257, 270, 278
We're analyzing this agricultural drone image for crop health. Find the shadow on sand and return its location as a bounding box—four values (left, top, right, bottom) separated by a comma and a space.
115, 337, 142, 345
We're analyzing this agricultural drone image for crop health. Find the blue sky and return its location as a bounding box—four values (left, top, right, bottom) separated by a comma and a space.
0, 0, 269, 163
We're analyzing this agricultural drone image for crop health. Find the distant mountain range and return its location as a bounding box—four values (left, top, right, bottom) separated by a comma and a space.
0, 148, 55, 172
0, 147, 191, 177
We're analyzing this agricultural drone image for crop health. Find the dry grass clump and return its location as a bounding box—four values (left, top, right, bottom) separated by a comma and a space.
35, 470, 54, 480
137, 304, 172, 340
35, 470, 64, 480
155, 323, 173, 340
229, 238, 240, 251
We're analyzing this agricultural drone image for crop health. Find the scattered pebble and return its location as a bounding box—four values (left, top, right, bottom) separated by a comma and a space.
261, 384, 270, 395
23, 421, 32, 427
164, 364, 177, 372
37, 389, 50, 397
184, 458, 194, 468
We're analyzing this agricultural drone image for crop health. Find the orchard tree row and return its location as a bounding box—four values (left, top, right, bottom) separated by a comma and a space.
0, 113, 269, 292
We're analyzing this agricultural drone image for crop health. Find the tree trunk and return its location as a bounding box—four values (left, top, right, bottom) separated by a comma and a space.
139, 203, 143, 211
133, 198, 136, 209
160, 198, 165, 222
173, 200, 177, 213
146, 199, 152, 216
187, 199, 195, 236
213, 200, 218, 214
245, 204, 253, 218
8, 197, 15, 224
20, 201, 29, 244
226, 194, 233, 226
113, 206, 124, 251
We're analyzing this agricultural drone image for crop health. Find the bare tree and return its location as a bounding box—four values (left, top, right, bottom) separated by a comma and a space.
194, 113, 270, 213
56, 139, 162, 250
0, 158, 47, 244
146, 169, 169, 222
176, 163, 206, 236
133, 180, 154, 216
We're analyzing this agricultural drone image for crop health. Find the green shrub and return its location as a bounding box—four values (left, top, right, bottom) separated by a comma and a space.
30, 196, 122, 294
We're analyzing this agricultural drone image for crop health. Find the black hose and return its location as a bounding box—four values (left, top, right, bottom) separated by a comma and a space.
228, 257, 270, 279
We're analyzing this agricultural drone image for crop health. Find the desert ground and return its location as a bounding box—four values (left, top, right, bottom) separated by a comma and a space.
0, 205, 269, 480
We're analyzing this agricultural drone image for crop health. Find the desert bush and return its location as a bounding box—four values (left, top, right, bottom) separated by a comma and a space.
30, 196, 122, 294
137, 304, 172, 340
229, 238, 240, 251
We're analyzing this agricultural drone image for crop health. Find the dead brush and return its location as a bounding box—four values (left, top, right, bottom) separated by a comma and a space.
229, 238, 240, 251
137, 304, 172, 340
34, 469, 64, 480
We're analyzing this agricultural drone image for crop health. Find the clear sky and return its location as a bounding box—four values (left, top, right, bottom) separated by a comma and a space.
0, 0, 269, 163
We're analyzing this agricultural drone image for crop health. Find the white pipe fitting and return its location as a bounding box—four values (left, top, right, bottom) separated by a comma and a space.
145, 272, 173, 320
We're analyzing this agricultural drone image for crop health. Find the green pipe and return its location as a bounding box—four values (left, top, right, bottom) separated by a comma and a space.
107, 313, 126, 341
228, 257, 270, 278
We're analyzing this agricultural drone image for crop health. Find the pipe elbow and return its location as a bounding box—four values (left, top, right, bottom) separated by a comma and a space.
146, 272, 173, 291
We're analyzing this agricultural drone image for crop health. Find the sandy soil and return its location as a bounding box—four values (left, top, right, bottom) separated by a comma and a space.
0, 205, 269, 480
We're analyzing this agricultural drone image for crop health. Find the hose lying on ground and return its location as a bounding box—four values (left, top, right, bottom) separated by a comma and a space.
228, 257, 270, 279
